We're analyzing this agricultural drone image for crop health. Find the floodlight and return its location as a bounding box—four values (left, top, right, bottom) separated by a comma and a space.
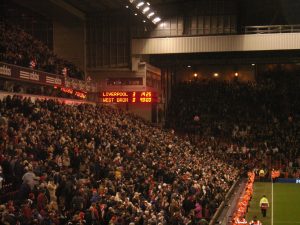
147, 12, 155, 18
136, 2, 144, 9
152, 17, 161, 24
142, 7, 150, 13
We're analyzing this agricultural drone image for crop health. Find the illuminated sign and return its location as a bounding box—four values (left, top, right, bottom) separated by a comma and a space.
277, 178, 300, 184
100, 91, 157, 103
55, 86, 87, 99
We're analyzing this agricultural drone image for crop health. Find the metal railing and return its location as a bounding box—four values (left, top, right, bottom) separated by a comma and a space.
209, 178, 241, 225
244, 24, 300, 34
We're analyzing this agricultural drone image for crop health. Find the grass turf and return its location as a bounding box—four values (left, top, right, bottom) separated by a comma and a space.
246, 182, 300, 225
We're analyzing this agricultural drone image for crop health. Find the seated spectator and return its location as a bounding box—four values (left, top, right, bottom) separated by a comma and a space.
0, 23, 84, 80
0, 95, 239, 224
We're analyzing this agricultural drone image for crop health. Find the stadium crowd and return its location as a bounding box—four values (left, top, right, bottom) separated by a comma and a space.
168, 75, 300, 177
0, 95, 239, 225
0, 23, 84, 80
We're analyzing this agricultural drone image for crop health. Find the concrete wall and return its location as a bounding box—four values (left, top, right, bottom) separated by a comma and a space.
132, 33, 300, 55
53, 20, 85, 73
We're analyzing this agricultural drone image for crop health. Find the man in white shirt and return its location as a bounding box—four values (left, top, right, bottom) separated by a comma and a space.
22, 165, 39, 190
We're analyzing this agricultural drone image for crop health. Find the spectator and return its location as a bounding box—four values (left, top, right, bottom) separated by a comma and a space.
0, 95, 239, 224
0, 23, 84, 80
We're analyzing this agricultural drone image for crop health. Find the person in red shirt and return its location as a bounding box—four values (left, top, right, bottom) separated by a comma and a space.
249, 216, 262, 225
37, 189, 48, 211
235, 215, 248, 224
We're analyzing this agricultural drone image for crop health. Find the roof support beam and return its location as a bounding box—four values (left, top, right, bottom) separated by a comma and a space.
49, 0, 86, 20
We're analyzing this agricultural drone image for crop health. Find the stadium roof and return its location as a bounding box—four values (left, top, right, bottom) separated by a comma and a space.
60, 0, 194, 13
62, 0, 123, 12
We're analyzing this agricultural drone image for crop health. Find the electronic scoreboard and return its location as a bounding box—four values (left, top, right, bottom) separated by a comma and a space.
100, 91, 158, 103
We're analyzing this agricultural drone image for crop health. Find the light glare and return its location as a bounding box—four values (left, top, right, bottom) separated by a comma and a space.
136, 2, 144, 8
142, 7, 150, 13
147, 12, 155, 18
152, 17, 161, 24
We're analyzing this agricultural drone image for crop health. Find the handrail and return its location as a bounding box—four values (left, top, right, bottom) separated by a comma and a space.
209, 177, 240, 225
0, 91, 96, 105
244, 24, 300, 34
0, 61, 98, 92
134, 24, 300, 38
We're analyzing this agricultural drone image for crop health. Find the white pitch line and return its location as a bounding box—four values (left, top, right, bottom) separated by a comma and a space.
271, 181, 274, 225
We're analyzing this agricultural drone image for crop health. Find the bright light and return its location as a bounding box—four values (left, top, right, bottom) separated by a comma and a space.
194, 73, 198, 77
143, 20, 146, 23
129, 0, 161, 27
234, 72, 239, 77
142, 6, 150, 13
213, 73, 219, 77
251, 63, 255, 66
147, 12, 155, 18
187, 65, 191, 68
152, 17, 161, 24
159, 22, 165, 27
136, 2, 144, 8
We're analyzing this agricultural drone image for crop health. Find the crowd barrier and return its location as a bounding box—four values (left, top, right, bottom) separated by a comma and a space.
0, 91, 96, 105
0, 62, 97, 92
209, 177, 240, 225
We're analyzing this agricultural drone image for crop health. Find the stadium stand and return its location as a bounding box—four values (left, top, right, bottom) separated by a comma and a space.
167, 76, 300, 178
0, 95, 239, 224
1, 0, 300, 224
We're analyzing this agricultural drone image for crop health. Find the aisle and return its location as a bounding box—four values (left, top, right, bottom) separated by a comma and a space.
246, 182, 272, 224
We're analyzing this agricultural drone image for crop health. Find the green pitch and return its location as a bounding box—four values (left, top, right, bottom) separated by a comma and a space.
246, 182, 300, 225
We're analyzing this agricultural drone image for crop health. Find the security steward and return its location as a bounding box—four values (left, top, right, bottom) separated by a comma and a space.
259, 195, 269, 217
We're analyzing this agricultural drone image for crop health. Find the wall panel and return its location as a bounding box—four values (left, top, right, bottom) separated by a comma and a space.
132, 33, 300, 55
86, 14, 130, 69
53, 20, 85, 70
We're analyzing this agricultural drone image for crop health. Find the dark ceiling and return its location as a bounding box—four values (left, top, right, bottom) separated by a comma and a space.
10, 0, 300, 25
61, 0, 193, 13
62, 0, 123, 12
